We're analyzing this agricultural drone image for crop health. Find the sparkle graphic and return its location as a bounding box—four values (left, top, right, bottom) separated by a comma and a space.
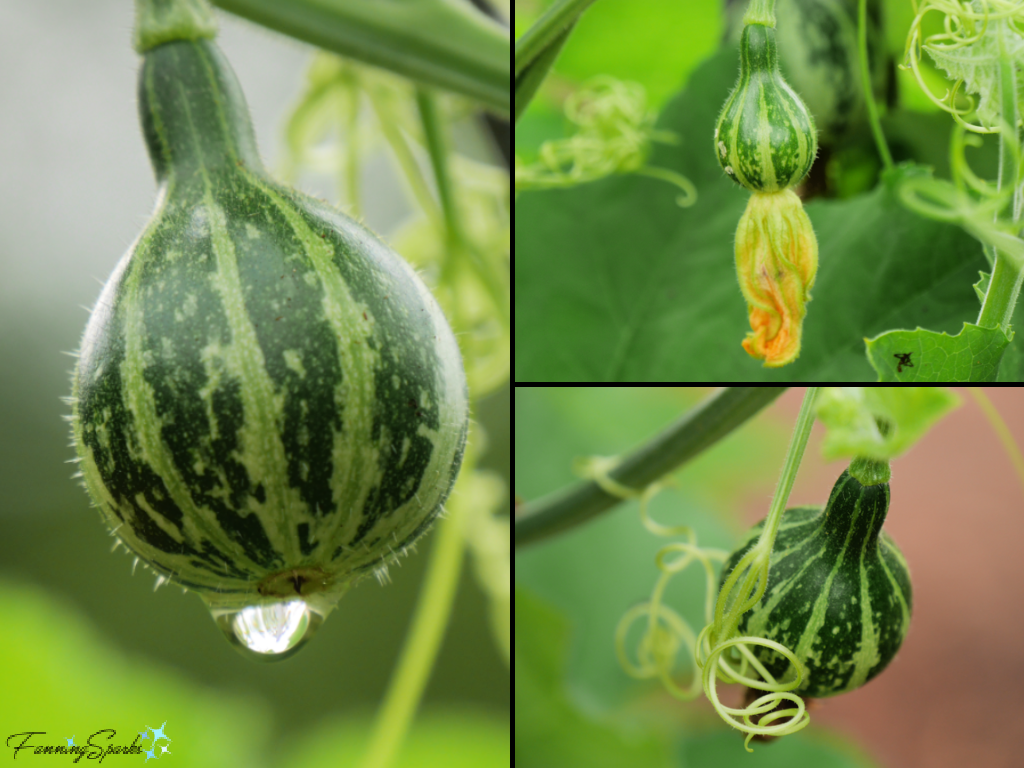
138, 721, 173, 760
65, 736, 75, 747
147, 722, 170, 743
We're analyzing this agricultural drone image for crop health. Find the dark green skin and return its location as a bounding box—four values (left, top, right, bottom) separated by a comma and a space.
72, 39, 469, 597
715, 24, 818, 192
718, 470, 912, 698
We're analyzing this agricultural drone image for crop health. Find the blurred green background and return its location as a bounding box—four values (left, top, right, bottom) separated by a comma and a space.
0, 0, 509, 765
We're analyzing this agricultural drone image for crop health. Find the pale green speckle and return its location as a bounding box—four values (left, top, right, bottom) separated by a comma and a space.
283, 349, 306, 378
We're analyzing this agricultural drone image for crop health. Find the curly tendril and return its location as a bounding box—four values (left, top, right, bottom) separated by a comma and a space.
576, 455, 810, 748
514, 77, 697, 206
904, 0, 1024, 133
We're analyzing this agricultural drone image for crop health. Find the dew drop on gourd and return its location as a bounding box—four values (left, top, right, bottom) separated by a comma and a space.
211, 600, 322, 662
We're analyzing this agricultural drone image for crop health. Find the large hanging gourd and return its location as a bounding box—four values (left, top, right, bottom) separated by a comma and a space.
70, 0, 469, 660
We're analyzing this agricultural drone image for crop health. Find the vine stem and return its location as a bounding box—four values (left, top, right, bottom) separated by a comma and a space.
357, 472, 471, 768
858, 0, 893, 172
977, 23, 1024, 332
515, 387, 788, 550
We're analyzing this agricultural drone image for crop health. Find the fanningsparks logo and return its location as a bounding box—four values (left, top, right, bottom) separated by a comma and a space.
6, 723, 172, 763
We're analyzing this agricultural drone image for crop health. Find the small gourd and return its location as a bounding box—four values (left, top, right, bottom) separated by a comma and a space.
70, 0, 469, 660
715, 23, 818, 192
718, 463, 912, 698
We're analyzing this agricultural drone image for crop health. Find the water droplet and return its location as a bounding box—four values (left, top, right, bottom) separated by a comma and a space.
211, 600, 322, 662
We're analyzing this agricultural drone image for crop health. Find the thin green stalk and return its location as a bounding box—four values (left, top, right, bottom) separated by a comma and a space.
344, 71, 364, 218
514, 0, 596, 78
711, 387, 819, 645
743, 0, 777, 27
978, 27, 1024, 331
416, 89, 511, 326
967, 387, 1024, 493
357, 479, 470, 768
859, 0, 893, 172
515, 387, 788, 550
365, 88, 443, 229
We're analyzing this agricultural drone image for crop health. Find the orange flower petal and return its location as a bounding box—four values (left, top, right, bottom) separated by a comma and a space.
734, 190, 818, 368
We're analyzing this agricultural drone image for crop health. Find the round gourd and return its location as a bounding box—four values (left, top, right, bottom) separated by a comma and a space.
718, 468, 912, 697
715, 23, 818, 192
724, 0, 886, 143
70, 13, 468, 659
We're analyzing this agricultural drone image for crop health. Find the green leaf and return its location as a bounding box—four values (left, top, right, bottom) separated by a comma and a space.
514, 49, 988, 382
514, 587, 673, 768
923, 17, 1024, 128
865, 322, 1012, 382
514, 0, 722, 111
680, 728, 881, 768
814, 386, 961, 461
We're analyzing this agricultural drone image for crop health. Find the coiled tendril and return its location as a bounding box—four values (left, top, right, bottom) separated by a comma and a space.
904, 0, 1024, 133
577, 455, 810, 751
514, 77, 697, 206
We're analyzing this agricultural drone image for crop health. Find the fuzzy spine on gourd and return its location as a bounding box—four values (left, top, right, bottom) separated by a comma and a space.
715, 7, 819, 368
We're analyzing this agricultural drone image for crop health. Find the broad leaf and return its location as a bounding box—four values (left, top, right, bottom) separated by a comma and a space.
515, 49, 988, 382
866, 322, 1012, 382
814, 386, 961, 461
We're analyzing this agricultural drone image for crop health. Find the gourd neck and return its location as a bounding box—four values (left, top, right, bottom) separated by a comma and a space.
816, 470, 889, 551
138, 38, 266, 189
739, 24, 782, 79
134, 0, 217, 54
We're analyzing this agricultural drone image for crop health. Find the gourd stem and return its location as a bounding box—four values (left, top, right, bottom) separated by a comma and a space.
134, 0, 218, 53
858, 0, 893, 172
515, 387, 789, 550
978, 30, 1024, 332
357, 469, 471, 768
743, 0, 776, 27
417, 89, 512, 327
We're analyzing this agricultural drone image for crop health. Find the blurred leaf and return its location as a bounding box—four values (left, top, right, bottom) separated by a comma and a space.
680, 728, 881, 768
514, 50, 988, 382
815, 386, 961, 461
0, 579, 270, 768
514, 586, 672, 768
280, 712, 509, 768
514, 387, 782, 712
514, 0, 722, 155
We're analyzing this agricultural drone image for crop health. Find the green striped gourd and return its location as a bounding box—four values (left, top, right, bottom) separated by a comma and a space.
715, 22, 818, 192
70, 10, 468, 659
718, 468, 912, 697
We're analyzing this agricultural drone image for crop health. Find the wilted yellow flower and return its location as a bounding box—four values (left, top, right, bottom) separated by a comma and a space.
734, 189, 818, 368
